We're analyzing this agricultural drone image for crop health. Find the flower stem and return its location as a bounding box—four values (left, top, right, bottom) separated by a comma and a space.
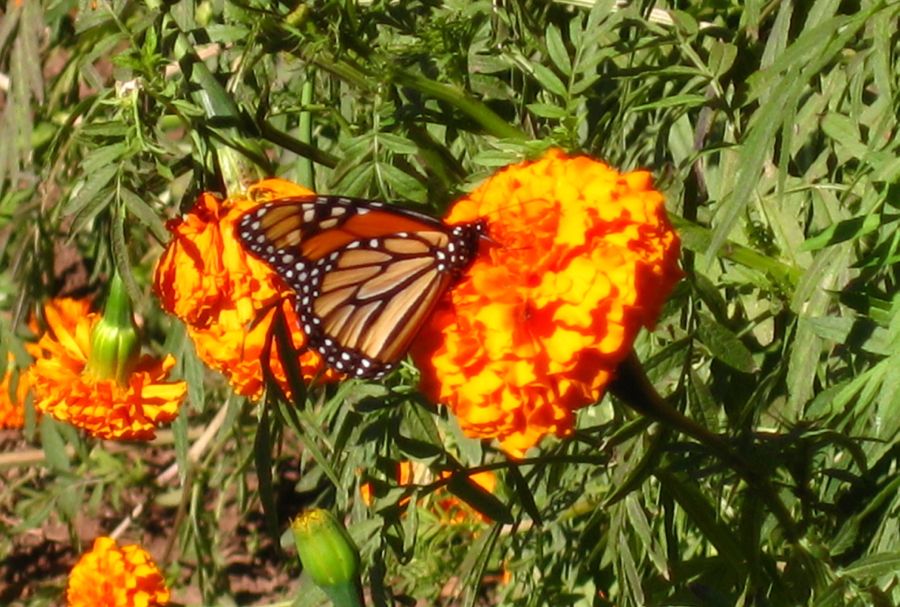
389, 69, 528, 141
610, 352, 800, 542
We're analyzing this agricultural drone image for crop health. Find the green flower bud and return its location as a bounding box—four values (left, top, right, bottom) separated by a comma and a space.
86, 273, 140, 385
291, 509, 363, 607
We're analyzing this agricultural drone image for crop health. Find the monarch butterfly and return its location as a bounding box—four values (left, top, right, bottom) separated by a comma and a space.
236, 195, 487, 380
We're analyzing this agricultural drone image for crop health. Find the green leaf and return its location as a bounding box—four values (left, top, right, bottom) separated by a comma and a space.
40, 416, 70, 473
334, 164, 375, 197
708, 41, 738, 77
545, 24, 572, 76
446, 473, 512, 524
63, 164, 118, 218
376, 133, 419, 155
631, 94, 709, 112
254, 400, 278, 536
531, 63, 568, 98
696, 313, 757, 373
120, 187, 169, 244
841, 553, 900, 580
507, 465, 542, 525
81, 143, 129, 176
376, 163, 426, 202
656, 470, 746, 574
526, 102, 568, 119
821, 113, 867, 158
56, 482, 83, 523
801, 213, 888, 251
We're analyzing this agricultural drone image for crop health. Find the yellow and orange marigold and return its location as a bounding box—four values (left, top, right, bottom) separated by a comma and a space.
27, 296, 185, 441
412, 150, 682, 456
153, 179, 337, 398
67, 536, 169, 607
0, 355, 29, 430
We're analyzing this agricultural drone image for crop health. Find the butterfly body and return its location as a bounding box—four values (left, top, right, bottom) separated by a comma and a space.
237, 195, 485, 379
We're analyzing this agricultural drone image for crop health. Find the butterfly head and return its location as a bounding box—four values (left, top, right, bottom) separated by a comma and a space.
444, 219, 488, 279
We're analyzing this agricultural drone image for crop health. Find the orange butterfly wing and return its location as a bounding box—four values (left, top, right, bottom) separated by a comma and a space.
237, 196, 484, 378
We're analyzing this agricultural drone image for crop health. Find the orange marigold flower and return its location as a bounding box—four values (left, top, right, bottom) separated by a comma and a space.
67, 536, 170, 607
361, 461, 497, 524
359, 460, 414, 507
0, 355, 29, 430
435, 469, 498, 524
153, 179, 336, 398
412, 150, 682, 456
27, 297, 185, 441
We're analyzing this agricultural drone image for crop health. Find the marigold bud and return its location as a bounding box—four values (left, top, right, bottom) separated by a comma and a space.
291, 509, 363, 607
86, 273, 140, 384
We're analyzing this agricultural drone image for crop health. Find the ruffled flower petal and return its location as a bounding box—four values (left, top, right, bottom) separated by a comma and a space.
153, 179, 338, 399
27, 298, 185, 441
413, 150, 682, 455
67, 536, 169, 607
0, 355, 29, 430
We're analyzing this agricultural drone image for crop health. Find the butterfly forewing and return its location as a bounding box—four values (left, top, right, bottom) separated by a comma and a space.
236, 195, 485, 379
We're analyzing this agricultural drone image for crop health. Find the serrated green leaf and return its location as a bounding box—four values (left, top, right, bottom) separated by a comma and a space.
625, 494, 668, 575
618, 529, 645, 606
470, 149, 525, 167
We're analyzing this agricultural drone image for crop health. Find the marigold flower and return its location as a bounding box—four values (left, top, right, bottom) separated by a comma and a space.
435, 469, 498, 524
0, 356, 29, 430
67, 536, 169, 607
412, 150, 682, 456
153, 179, 337, 398
27, 296, 185, 441
361, 461, 497, 523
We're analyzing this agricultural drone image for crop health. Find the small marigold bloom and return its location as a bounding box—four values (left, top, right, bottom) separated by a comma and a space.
412, 150, 682, 456
361, 461, 496, 523
28, 296, 185, 441
0, 355, 29, 429
435, 469, 498, 524
153, 179, 337, 398
67, 536, 169, 607
359, 460, 413, 507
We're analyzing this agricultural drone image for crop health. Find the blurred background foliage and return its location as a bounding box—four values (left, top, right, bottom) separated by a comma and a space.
1, 0, 899, 605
